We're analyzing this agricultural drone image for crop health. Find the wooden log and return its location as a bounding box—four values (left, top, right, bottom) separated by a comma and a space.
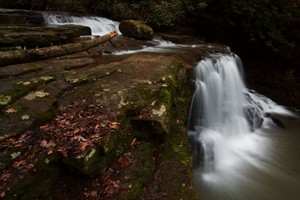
0, 30, 118, 67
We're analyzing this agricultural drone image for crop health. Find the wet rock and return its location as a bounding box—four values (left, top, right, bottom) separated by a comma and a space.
0, 10, 44, 25
0, 36, 202, 199
160, 33, 205, 44
131, 119, 166, 142
63, 145, 106, 176
244, 93, 264, 131
119, 20, 153, 40
264, 112, 286, 129
0, 25, 91, 49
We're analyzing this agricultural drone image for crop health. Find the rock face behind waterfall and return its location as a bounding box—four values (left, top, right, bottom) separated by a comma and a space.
119, 20, 153, 40
244, 92, 264, 131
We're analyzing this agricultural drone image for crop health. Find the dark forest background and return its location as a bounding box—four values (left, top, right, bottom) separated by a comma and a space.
1, 0, 299, 59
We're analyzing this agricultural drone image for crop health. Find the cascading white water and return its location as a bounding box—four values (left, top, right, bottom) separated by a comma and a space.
189, 53, 300, 199
42, 12, 120, 36
189, 53, 252, 169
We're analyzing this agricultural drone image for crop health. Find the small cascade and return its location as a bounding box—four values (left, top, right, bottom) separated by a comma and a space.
42, 12, 120, 36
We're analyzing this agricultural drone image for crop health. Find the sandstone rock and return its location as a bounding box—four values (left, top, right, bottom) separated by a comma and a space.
0, 10, 44, 25
119, 20, 153, 40
0, 25, 91, 49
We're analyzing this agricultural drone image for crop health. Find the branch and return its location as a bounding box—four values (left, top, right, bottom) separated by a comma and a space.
0, 31, 118, 67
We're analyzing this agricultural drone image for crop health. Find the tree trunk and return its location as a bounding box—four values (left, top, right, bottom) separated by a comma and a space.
0, 31, 118, 67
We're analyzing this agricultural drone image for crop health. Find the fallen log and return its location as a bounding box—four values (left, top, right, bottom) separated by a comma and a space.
0, 30, 118, 67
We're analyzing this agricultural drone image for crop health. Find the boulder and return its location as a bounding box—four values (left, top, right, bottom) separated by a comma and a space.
119, 20, 153, 40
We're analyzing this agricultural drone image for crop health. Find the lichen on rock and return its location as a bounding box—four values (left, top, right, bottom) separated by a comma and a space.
0, 95, 11, 105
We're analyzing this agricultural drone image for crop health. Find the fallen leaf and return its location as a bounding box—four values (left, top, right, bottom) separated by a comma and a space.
40, 124, 50, 130
1, 172, 11, 181
130, 138, 139, 147
73, 128, 80, 134
109, 122, 120, 130
39, 140, 48, 147
0, 191, 5, 198
13, 160, 26, 168
5, 108, 17, 113
80, 142, 90, 152
91, 191, 97, 198
57, 146, 68, 157
90, 133, 100, 139
39, 140, 56, 148
95, 124, 101, 130
73, 135, 88, 142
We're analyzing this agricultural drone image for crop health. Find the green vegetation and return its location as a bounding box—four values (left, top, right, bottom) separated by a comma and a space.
206, 0, 297, 50
101, 0, 298, 53
1, 0, 298, 53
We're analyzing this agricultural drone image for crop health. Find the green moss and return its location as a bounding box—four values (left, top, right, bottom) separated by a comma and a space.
31, 108, 56, 128
120, 142, 155, 200
102, 129, 133, 163
4, 165, 62, 200
62, 145, 107, 176
20, 64, 43, 75
119, 20, 153, 40
35, 152, 62, 170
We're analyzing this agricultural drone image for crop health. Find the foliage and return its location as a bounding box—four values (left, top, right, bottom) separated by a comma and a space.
140, 0, 185, 27
110, 0, 185, 28
1, 0, 298, 52
197, 0, 208, 9
229, 0, 296, 49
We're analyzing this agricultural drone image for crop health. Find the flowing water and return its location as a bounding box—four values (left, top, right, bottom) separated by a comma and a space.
8, 10, 300, 199
188, 54, 300, 200
42, 12, 120, 35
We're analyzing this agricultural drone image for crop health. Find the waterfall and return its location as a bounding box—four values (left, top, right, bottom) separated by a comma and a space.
189, 53, 300, 199
42, 12, 120, 36
188, 53, 255, 168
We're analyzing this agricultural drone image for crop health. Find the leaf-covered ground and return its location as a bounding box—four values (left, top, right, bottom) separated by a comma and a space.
0, 99, 121, 198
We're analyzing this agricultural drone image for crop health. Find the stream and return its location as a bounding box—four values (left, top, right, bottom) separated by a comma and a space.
4, 10, 300, 199
188, 54, 300, 200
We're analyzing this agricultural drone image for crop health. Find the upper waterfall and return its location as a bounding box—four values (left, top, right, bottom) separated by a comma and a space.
42, 12, 120, 36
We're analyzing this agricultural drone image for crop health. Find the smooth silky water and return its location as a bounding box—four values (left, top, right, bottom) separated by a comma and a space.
188, 54, 300, 200
39, 12, 300, 199
42, 12, 120, 35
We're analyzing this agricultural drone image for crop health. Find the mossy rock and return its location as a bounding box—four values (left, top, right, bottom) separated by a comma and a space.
4, 165, 62, 200
62, 145, 107, 176
0, 10, 44, 25
0, 25, 91, 48
119, 20, 153, 40
119, 142, 155, 200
